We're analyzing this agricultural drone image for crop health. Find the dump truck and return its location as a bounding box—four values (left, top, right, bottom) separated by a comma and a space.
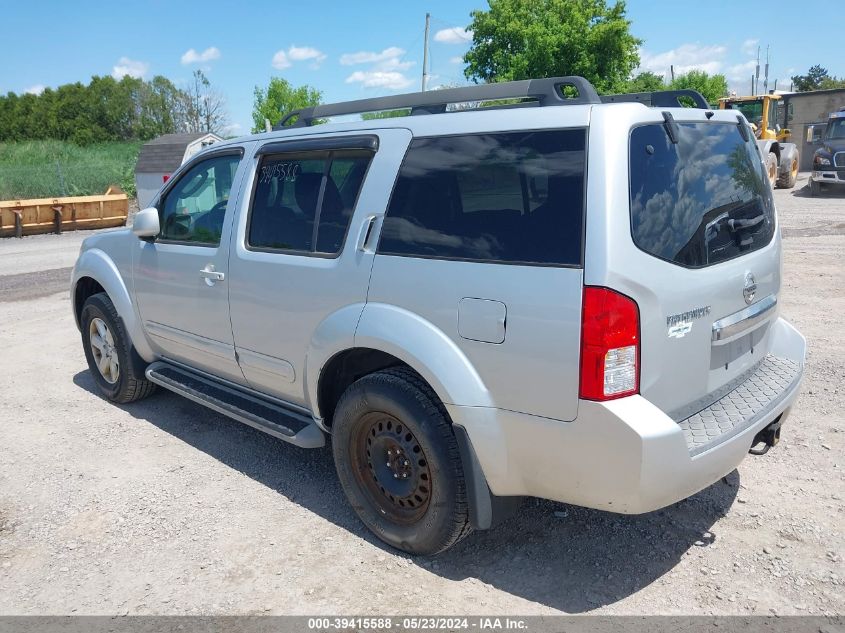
719, 94, 800, 189
807, 107, 845, 196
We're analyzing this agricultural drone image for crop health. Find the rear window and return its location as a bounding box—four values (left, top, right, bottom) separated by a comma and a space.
379, 129, 586, 266
629, 121, 775, 268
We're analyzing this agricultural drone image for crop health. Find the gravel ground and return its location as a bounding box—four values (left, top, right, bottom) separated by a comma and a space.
0, 177, 842, 615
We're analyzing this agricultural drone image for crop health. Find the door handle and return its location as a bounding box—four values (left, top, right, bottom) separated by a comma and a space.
357, 215, 382, 253
200, 265, 225, 285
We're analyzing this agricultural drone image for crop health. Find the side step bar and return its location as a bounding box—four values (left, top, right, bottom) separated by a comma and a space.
145, 361, 324, 448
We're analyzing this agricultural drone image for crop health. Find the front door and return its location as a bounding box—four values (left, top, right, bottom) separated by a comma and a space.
134, 149, 248, 384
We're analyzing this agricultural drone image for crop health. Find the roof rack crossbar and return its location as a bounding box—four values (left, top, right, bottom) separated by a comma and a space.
275, 76, 601, 129
600, 89, 709, 109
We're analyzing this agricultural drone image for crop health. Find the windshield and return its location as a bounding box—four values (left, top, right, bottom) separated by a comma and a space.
727, 101, 763, 127
629, 121, 776, 268
826, 118, 845, 140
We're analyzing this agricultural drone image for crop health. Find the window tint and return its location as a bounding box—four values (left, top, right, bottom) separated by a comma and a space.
249, 150, 371, 254
160, 154, 240, 245
379, 130, 586, 266
629, 122, 775, 268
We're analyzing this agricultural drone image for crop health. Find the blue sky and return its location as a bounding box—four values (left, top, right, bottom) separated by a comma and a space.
2, 0, 842, 135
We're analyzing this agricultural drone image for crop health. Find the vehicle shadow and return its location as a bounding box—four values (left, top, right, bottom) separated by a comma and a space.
73, 370, 739, 613
790, 180, 845, 198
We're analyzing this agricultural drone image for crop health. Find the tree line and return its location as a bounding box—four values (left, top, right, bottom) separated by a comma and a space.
0, 70, 228, 145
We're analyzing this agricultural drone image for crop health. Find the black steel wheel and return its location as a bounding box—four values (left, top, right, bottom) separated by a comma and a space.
351, 412, 432, 524
332, 367, 471, 555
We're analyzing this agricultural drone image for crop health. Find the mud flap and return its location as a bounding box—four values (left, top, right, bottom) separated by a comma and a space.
453, 424, 523, 529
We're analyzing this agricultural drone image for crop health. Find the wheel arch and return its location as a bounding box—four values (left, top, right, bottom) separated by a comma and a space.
308, 302, 492, 427
72, 249, 155, 361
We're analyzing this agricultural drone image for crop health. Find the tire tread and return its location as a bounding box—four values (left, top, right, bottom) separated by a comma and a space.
83, 293, 157, 404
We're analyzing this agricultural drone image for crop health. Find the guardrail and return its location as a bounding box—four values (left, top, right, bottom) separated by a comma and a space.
0, 186, 128, 238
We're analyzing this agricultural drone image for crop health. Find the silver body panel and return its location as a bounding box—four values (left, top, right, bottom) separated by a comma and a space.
71, 99, 806, 514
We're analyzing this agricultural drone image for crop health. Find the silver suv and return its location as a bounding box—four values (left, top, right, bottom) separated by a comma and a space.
71, 77, 806, 555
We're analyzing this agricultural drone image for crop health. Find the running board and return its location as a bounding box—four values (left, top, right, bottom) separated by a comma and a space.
145, 361, 324, 448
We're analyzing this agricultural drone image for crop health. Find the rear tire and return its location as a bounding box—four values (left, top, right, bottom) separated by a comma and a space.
765, 152, 778, 189
80, 293, 157, 404
332, 367, 471, 555
777, 156, 798, 189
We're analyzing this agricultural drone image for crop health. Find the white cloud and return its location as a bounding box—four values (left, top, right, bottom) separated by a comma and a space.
741, 38, 759, 57
726, 59, 757, 82
638, 44, 727, 78
272, 50, 291, 70
434, 26, 472, 44
181, 46, 221, 65
24, 84, 45, 95
112, 57, 149, 79
288, 45, 326, 64
449, 56, 464, 64
341, 46, 415, 90
340, 47, 405, 66
345, 71, 414, 90
272, 45, 326, 70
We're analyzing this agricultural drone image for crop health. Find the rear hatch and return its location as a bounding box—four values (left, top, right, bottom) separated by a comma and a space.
589, 109, 781, 420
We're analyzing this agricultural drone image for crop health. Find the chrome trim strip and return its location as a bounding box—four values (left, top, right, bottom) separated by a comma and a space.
711, 294, 777, 343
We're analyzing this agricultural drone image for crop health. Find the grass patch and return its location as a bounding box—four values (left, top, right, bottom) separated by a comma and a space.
0, 140, 141, 200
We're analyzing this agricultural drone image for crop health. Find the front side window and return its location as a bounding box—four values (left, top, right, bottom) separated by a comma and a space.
160, 153, 241, 245
248, 150, 371, 254
379, 130, 586, 266
629, 121, 775, 268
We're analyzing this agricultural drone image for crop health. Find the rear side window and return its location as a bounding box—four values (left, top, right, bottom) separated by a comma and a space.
379, 130, 586, 266
248, 150, 371, 255
629, 122, 775, 268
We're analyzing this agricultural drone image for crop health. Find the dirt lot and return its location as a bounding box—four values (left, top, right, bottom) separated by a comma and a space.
0, 178, 843, 616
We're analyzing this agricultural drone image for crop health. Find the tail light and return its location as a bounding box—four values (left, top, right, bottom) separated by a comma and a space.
579, 286, 640, 401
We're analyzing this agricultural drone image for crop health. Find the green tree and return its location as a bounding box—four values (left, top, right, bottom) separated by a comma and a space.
819, 76, 845, 90
791, 65, 830, 92
619, 71, 665, 94
667, 70, 728, 104
463, 0, 641, 94
252, 78, 322, 132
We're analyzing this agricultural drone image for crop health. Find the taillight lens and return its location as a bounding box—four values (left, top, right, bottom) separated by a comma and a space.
579, 286, 640, 401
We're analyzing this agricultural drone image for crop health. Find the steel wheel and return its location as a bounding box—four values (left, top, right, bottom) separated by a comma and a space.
88, 316, 119, 384
352, 412, 432, 524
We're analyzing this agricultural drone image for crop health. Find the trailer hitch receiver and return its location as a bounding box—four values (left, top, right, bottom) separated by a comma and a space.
749, 415, 783, 456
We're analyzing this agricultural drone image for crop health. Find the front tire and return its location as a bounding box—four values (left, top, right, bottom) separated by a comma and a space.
332, 367, 471, 555
765, 152, 778, 189
80, 293, 156, 403
810, 179, 820, 197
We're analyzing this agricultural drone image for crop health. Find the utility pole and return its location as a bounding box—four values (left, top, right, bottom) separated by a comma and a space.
764, 45, 770, 94
670, 65, 675, 82
422, 13, 431, 92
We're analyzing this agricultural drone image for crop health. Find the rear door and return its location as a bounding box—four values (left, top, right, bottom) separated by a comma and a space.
227, 129, 411, 406
588, 108, 781, 420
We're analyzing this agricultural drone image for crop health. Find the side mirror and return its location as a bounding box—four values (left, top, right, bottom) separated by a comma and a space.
132, 207, 160, 240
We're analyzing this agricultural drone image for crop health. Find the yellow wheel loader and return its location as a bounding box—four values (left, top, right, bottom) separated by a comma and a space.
719, 94, 800, 189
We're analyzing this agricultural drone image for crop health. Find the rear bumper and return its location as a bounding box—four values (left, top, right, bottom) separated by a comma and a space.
450, 317, 806, 514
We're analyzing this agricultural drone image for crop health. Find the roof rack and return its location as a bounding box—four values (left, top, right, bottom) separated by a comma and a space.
600, 89, 709, 109
275, 76, 602, 128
